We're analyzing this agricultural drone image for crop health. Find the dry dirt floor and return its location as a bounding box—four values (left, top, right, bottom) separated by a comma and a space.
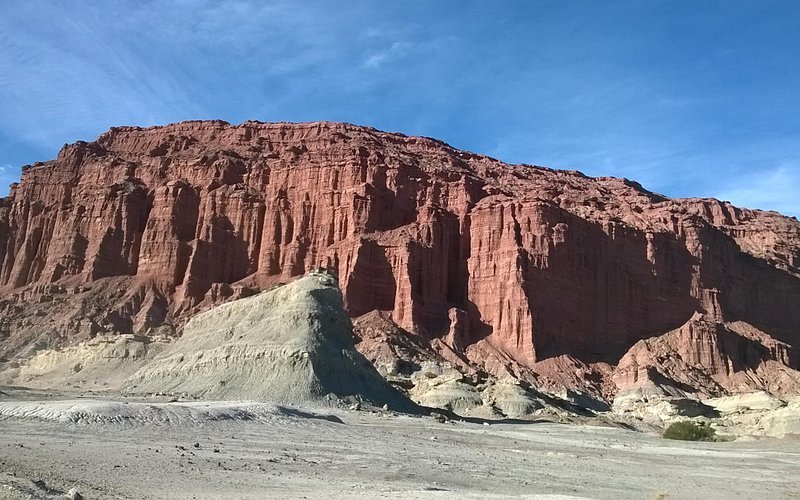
0, 390, 798, 499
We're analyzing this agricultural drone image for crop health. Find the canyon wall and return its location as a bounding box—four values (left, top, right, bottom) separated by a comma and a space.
1, 120, 799, 396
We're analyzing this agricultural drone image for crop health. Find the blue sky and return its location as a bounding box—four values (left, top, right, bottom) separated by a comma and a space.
1, 1, 798, 216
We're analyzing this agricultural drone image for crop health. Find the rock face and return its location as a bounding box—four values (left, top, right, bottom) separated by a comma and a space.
1, 120, 799, 398
612, 313, 800, 398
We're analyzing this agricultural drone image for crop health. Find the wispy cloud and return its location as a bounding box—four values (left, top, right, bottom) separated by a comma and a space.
0, 3, 205, 147
0, 1, 798, 215
364, 41, 413, 69
715, 163, 800, 217
0, 164, 19, 193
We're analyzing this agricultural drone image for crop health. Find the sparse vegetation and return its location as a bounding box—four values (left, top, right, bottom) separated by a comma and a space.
663, 420, 716, 441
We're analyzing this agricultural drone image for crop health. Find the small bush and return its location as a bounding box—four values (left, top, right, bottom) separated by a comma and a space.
663, 420, 716, 441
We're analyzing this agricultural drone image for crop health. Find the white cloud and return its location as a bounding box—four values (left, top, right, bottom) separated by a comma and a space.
364, 41, 413, 69
0, 0, 797, 220
714, 164, 800, 217
0, 164, 20, 195
0, 0, 346, 149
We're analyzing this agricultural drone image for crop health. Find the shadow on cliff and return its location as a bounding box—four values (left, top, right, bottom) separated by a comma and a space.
345, 240, 397, 316
517, 207, 700, 364
182, 215, 253, 302
709, 233, 800, 351
517, 210, 800, 367
717, 323, 797, 374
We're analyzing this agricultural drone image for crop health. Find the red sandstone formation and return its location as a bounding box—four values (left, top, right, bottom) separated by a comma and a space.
1, 120, 798, 398
612, 312, 800, 397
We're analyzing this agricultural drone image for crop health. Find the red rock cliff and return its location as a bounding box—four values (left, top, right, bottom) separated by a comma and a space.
1, 120, 798, 395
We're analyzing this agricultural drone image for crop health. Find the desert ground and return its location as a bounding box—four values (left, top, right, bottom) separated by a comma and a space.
0, 389, 798, 500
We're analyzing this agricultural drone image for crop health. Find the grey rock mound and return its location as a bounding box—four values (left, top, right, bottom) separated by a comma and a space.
125, 271, 416, 411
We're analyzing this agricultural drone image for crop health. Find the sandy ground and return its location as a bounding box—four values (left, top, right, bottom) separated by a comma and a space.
0, 391, 798, 500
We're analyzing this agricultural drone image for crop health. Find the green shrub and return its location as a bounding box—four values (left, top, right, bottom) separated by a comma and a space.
663, 420, 716, 441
